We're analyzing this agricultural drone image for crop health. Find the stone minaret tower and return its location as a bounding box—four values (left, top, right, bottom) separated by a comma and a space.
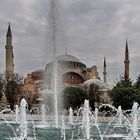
103, 57, 107, 84
124, 40, 130, 81
5, 23, 14, 79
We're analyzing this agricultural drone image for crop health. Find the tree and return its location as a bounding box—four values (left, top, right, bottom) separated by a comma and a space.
134, 75, 140, 89
110, 75, 140, 110
115, 75, 133, 88
63, 86, 88, 109
1, 73, 23, 110
0, 75, 4, 100
111, 87, 138, 110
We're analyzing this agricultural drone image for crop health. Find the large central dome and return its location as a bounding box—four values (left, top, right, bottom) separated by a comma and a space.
45, 54, 86, 70
57, 54, 81, 63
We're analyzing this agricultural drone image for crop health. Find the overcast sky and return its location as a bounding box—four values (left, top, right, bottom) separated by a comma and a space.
0, 0, 140, 84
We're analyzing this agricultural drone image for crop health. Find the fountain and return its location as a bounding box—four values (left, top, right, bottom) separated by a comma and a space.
1, 0, 140, 140
69, 107, 73, 125
131, 102, 139, 139
41, 104, 46, 124
15, 105, 19, 123
82, 100, 91, 139
117, 106, 123, 125
0, 99, 140, 139
19, 98, 28, 140
50, 0, 59, 129
94, 108, 98, 125
61, 115, 66, 140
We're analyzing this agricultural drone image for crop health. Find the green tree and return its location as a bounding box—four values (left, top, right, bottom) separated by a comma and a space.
0, 75, 4, 100
63, 86, 88, 109
2, 73, 23, 110
111, 87, 138, 110
115, 75, 133, 88
134, 75, 140, 89
110, 75, 140, 110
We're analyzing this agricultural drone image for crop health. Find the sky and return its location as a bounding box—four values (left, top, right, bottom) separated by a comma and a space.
0, 0, 140, 85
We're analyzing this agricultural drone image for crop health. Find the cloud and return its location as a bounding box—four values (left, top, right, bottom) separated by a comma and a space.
0, 0, 140, 85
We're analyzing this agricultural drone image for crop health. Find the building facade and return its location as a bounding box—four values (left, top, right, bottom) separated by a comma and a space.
45, 54, 99, 86
20, 70, 45, 106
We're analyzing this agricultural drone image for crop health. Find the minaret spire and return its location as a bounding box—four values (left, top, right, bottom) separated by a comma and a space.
124, 40, 130, 81
6, 22, 12, 37
66, 48, 67, 55
103, 57, 107, 84
5, 22, 14, 80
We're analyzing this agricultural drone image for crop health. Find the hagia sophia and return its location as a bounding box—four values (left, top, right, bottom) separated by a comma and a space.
45, 54, 99, 85
0, 23, 130, 110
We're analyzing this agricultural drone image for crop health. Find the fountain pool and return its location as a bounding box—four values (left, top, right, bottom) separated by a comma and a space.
1, 100, 140, 140
0, 119, 139, 140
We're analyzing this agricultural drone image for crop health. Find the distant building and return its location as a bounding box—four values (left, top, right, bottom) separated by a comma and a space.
20, 70, 45, 106
20, 54, 100, 106
45, 54, 99, 86
2, 24, 130, 109
82, 79, 111, 108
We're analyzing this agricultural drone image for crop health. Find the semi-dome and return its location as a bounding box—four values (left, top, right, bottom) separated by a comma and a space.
82, 79, 109, 90
57, 54, 81, 63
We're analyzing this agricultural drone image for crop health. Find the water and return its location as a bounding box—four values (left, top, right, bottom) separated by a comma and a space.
19, 98, 28, 140
61, 115, 66, 140
81, 100, 91, 139
69, 107, 73, 125
41, 104, 46, 124
94, 108, 98, 125
0, 119, 139, 140
117, 106, 123, 125
49, 0, 59, 129
15, 105, 19, 123
131, 102, 139, 139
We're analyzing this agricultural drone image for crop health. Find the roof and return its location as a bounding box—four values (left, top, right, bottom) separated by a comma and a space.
45, 54, 86, 69
6, 23, 12, 37
57, 54, 81, 63
83, 79, 110, 90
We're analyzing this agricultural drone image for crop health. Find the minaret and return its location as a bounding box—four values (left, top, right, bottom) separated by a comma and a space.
5, 23, 14, 80
103, 57, 107, 84
124, 40, 130, 81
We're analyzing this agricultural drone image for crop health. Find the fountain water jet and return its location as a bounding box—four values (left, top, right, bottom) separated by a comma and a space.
94, 108, 98, 125
117, 106, 123, 125
131, 102, 139, 139
51, 0, 59, 128
15, 105, 19, 123
82, 100, 90, 139
61, 115, 66, 140
41, 104, 46, 123
69, 107, 73, 125
19, 98, 28, 140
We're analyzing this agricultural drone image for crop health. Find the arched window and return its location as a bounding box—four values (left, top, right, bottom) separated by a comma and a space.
63, 72, 84, 84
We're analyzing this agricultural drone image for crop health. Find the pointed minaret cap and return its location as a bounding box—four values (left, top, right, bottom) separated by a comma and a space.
6, 22, 12, 37
103, 57, 107, 84
65, 48, 68, 55
104, 57, 106, 67
125, 40, 129, 60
